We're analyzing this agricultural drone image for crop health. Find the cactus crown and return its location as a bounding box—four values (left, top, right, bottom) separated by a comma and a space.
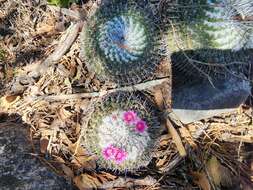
81, 92, 161, 172
80, 0, 163, 85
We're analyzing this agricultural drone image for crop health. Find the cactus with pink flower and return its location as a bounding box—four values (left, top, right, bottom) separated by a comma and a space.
81, 92, 161, 172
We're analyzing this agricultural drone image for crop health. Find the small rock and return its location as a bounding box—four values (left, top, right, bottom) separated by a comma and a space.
172, 76, 251, 124
0, 121, 72, 190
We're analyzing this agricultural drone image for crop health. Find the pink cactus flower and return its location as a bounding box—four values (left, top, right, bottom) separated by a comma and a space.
123, 110, 137, 124
102, 145, 116, 160
114, 148, 127, 164
135, 120, 148, 133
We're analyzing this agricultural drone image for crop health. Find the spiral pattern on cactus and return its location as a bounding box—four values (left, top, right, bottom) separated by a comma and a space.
163, 0, 252, 83
80, 0, 162, 85
98, 15, 148, 64
165, 0, 253, 51
81, 92, 161, 172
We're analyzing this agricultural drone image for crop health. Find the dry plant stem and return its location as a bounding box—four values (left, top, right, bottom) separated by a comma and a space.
36, 22, 82, 72
166, 119, 187, 157
9, 22, 82, 95
220, 134, 253, 143
24, 78, 169, 102
48, 5, 83, 21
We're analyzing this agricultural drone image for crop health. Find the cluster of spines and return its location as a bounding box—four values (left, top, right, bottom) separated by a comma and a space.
81, 91, 161, 172
80, 0, 163, 85
161, 0, 253, 84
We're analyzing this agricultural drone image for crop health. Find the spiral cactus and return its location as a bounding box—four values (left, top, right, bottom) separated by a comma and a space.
162, 0, 253, 82
164, 0, 253, 51
81, 92, 162, 172
80, 0, 163, 85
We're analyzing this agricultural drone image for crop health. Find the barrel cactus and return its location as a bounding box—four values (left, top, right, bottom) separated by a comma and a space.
81, 91, 162, 172
80, 0, 163, 85
164, 0, 253, 51
163, 0, 253, 80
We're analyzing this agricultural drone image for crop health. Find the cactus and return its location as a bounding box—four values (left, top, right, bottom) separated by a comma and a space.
164, 0, 253, 51
80, 0, 163, 85
81, 91, 162, 172
162, 0, 253, 82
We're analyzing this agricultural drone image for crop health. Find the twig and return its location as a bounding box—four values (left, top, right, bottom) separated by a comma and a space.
24, 78, 169, 102
9, 22, 82, 95
48, 5, 84, 21
37, 21, 83, 71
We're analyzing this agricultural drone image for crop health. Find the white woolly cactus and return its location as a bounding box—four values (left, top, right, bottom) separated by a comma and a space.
81, 92, 162, 172
80, 0, 163, 85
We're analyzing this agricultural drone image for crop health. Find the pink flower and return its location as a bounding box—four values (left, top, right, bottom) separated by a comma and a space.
135, 120, 148, 133
114, 148, 127, 164
123, 111, 137, 124
102, 145, 116, 160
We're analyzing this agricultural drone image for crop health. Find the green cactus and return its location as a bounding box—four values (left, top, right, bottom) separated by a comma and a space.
80, 0, 164, 85
81, 91, 162, 172
163, 0, 253, 80
164, 0, 253, 51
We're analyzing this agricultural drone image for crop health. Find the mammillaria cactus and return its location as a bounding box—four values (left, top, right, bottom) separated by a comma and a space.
81, 91, 162, 172
80, 0, 163, 85
162, 0, 253, 81
165, 0, 253, 51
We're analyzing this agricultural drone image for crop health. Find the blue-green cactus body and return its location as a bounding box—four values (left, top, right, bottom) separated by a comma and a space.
81, 92, 162, 172
166, 0, 253, 51
80, 0, 163, 85
163, 0, 253, 81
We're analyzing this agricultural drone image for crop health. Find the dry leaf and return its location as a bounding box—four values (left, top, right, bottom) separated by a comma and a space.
0, 95, 20, 109
74, 174, 102, 190
207, 156, 233, 187
40, 137, 49, 154
71, 156, 97, 170
166, 119, 187, 157
61, 164, 74, 178
191, 171, 211, 190
97, 172, 117, 182
206, 156, 222, 186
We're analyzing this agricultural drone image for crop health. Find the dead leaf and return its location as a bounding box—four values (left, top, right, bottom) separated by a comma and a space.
71, 156, 97, 170
40, 137, 49, 154
166, 119, 187, 157
206, 156, 222, 186
0, 95, 20, 109
191, 171, 211, 190
98, 172, 117, 182
73, 174, 102, 190
61, 164, 74, 178
206, 156, 234, 187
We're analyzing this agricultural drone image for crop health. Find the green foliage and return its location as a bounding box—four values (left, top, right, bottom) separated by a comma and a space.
47, 0, 77, 7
